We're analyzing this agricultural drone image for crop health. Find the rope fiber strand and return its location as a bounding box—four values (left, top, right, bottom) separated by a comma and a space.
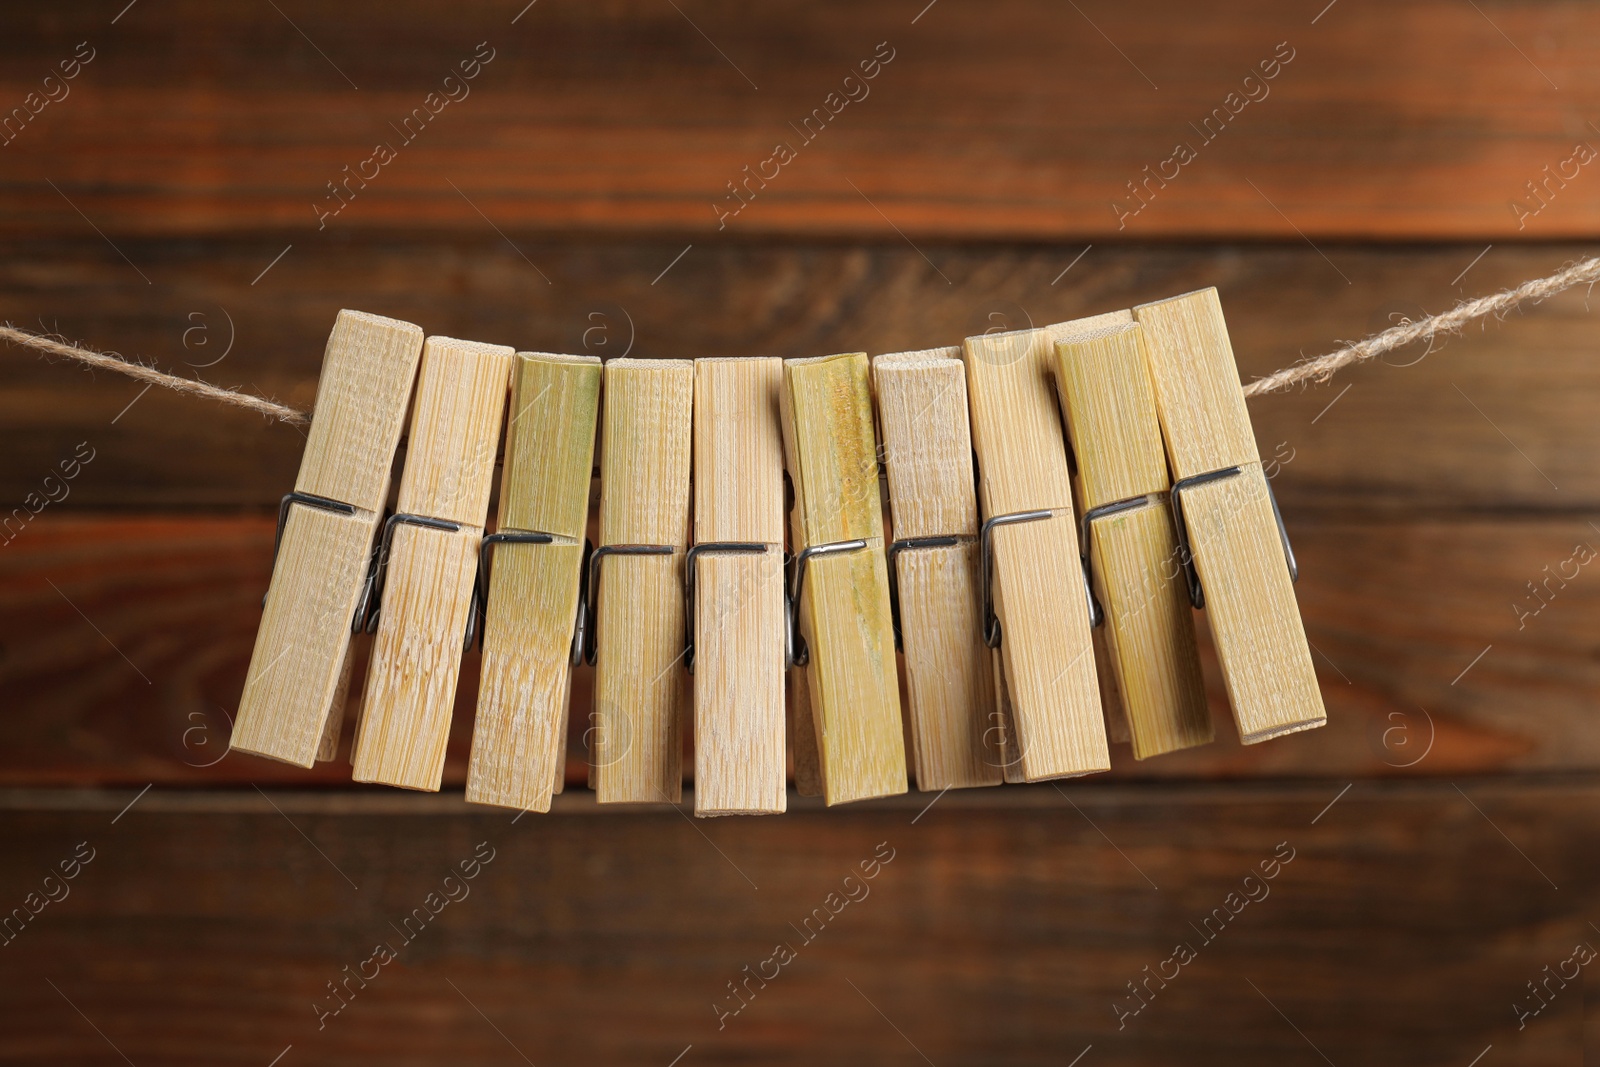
4, 255, 1598, 422
1241, 255, 1600, 398
0, 323, 307, 424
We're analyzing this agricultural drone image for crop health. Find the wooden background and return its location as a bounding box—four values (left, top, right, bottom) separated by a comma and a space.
1, 1, 1597, 1063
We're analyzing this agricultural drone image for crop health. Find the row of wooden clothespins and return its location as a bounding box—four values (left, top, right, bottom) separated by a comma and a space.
231, 287, 1325, 816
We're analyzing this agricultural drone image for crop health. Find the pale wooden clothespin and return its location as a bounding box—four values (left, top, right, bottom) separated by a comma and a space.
872, 347, 1004, 790
589, 358, 694, 804
688, 357, 787, 815
1055, 322, 1213, 759
467, 352, 601, 813
351, 336, 513, 790
1133, 288, 1325, 743
780, 352, 908, 805
961, 316, 1121, 781
232, 310, 423, 768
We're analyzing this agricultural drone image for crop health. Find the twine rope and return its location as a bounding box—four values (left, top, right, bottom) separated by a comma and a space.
1241, 254, 1600, 397
0, 323, 307, 424
5, 255, 1599, 421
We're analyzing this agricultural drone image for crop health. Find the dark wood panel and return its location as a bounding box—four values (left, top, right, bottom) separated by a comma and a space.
1, 514, 1595, 787
3, 238, 1597, 513
0, 1, 1596, 239
0, 779, 1590, 1065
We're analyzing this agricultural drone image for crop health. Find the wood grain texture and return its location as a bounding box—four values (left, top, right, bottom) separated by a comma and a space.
4, 512, 1600, 785
1134, 289, 1260, 477
592, 359, 693, 804
596, 359, 694, 547
352, 337, 512, 790
231, 506, 376, 768
8, 239, 1600, 517
1096, 627, 1132, 745
292, 311, 425, 513
893, 542, 1002, 789
781, 352, 906, 805
693, 358, 785, 544
1, 779, 1596, 1066
788, 667, 823, 798
351, 523, 481, 788
990, 649, 1025, 784
1056, 322, 1171, 508
468, 353, 600, 813
4, 2, 1600, 240
1181, 468, 1326, 744
872, 350, 1001, 790
1057, 323, 1211, 759
1135, 292, 1324, 744
692, 358, 786, 816
963, 320, 1117, 781
0, 2, 1595, 1050
872, 348, 977, 539
1086, 503, 1214, 759
498, 353, 603, 537
230, 310, 422, 768
692, 550, 787, 815
315, 646, 355, 762
392, 338, 515, 525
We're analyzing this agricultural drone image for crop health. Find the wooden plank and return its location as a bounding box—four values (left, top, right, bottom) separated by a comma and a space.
872, 348, 1002, 790
5, 239, 1599, 515
963, 319, 1114, 781
691, 357, 787, 816
591, 358, 693, 805
1055, 323, 1212, 760
0, 779, 1594, 1065
1135, 290, 1324, 745
3, 2, 1599, 239
351, 337, 512, 791
4, 513, 1600, 785
467, 353, 600, 813
780, 352, 906, 805
231, 310, 423, 768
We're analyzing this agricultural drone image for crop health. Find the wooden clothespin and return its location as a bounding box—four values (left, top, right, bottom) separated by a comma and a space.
1133, 288, 1325, 743
351, 336, 513, 790
467, 352, 601, 813
1055, 322, 1213, 759
780, 352, 907, 805
872, 347, 1003, 791
232, 310, 423, 768
961, 316, 1120, 781
688, 357, 787, 816
589, 358, 694, 805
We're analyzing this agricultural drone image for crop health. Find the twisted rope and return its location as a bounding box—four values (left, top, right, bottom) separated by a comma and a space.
0, 323, 307, 424
5, 255, 1598, 421
1241, 255, 1600, 397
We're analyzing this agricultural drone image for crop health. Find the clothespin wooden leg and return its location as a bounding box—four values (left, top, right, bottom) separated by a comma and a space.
780, 352, 907, 805
788, 669, 824, 797
690, 357, 788, 816
989, 653, 1026, 783
961, 318, 1122, 781
873, 348, 1003, 790
352, 337, 513, 791
590, 358, 694, 805
1056, 322, 1213, 759
1134, 288, 1325, 743
467, 352, 601, 813
314, 647, 357, 761
232, 310, 423, 768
